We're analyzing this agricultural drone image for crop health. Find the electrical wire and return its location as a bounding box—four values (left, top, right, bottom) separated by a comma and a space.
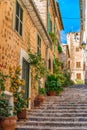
62, 17, 80, 19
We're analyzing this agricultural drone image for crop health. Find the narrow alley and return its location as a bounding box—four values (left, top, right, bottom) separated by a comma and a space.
16, 85, 87, 130
0, 0, 87, 130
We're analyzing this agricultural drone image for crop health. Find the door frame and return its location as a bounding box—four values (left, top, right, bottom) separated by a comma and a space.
20, 48, 31, 109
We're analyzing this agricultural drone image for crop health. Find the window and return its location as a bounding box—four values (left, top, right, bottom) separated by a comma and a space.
76, 62, 81, 68
83, 63, 85, 71
76, 47, 79, 52
15, 0, 23, 36
37, 35, 41, 55
48, 0, 50, 6
48, 12, 52, 33
48, 58, 51, 70
76, 73, 81, 79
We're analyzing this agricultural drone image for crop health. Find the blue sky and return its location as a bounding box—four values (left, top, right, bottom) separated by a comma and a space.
58, 0, 80, 43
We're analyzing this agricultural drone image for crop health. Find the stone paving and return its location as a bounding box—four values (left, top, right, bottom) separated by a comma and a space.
16, 85, 87, 130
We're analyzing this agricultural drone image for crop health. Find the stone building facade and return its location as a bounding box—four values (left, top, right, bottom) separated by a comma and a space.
61, 44, 70, 71
80, 0, 87, 84
0, 0, 63, 108
67, 32, 85, 83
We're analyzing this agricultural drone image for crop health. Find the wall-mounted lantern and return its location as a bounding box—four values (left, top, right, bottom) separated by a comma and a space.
81, 41, 86, 49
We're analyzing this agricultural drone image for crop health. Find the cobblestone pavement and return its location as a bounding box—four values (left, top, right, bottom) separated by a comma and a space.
16, 85, 87, 130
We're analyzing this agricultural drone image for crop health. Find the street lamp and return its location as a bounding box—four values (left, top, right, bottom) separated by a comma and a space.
81, 41, 86, 49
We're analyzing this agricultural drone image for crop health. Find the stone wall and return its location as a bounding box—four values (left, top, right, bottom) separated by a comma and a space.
0, 0, 49, 107
67, 33, 85, 82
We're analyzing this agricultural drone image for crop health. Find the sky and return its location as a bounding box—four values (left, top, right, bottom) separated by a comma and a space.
58, 0, 80, 44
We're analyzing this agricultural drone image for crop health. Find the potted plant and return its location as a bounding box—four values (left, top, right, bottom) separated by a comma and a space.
0, 70, 17, 130
45, 74, 61, 96
9, 66, 27, 120
34, 87, 46, 107
14, 92, 27, 120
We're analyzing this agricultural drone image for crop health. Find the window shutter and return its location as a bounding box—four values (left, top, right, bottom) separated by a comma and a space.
48, 12, 51, 33
54, 23, 56, 34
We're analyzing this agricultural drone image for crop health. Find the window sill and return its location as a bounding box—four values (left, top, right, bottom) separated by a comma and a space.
14, 29, 23, 41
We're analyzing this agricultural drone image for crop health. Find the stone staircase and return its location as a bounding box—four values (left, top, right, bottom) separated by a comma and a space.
16, 86, 87, 130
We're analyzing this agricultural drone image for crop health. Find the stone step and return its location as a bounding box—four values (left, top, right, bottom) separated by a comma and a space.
30, 108, 87, 113
16, 125, 87, 130
29, 107, 87, 112
41, 104, 87, 107
16, 87, 87, 130
16, 126, 87, 130
28, 116, 87, 122
25, 121, 87, 127
27, 112, 87, 117
38, 106, 87, 109
43, 102, 87, 104
28, 110, 87, 114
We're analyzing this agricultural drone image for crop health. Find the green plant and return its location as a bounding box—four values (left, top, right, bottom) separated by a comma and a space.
13, 92, 27, 114
39, 87, 46, 95
58, 44, 62, 53
45, 74, 62, 94
9, 66, 27, 115
0, 71, 12, 119
49, 32, 57, 44
28, 50, 47, 80
76, 79, 84, 84
64, 70, 75, 86
53, 58, 66, 87
0, 94, 12, 119
49, 32, 58, 63
0, 70, 8, 93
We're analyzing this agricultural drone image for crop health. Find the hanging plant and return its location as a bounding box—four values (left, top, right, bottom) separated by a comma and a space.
28, 49, 47, 80
58, 44, 62, 53
49, 32, 57, 45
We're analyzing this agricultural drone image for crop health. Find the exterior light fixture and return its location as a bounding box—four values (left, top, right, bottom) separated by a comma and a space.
81, 41, 86, 49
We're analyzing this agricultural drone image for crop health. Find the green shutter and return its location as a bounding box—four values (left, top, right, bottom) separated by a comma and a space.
48, 12, 51, 33
54, 23, 56, 34
50, 20, 52, 32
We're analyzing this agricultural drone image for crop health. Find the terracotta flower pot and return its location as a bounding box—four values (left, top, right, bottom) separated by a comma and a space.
37, 94, 45, 102
1, 116, 17, 130
48, 91, 56, 96
17, 109, 26, 120
34, 94, 45, 107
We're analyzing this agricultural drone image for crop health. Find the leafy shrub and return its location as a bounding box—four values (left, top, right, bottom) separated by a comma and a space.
53, 59, 66, 87
45, 74, 62, 95
0, 94, 12, 119
0, 71, 12, 119
76, 79, 84, 84
39, 87, 46, 95
64, 71, 75, 86
58, 44, 62, 53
